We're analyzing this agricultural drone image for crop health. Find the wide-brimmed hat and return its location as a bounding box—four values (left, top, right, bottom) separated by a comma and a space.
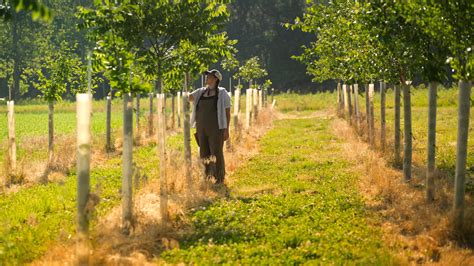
204, 69, 222, 81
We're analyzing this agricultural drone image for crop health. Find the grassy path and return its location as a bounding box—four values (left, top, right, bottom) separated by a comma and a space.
160, 116, 394, 264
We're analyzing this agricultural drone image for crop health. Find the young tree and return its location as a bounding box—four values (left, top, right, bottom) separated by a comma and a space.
221, 54, 240, 93
34, 42, 78, 174
79, 0, 143, 234
399, 0, 473, 224
293, 0, 427, 179
408, 0, 473, 230
235, 56, 268, 87
120, 0, 231, 92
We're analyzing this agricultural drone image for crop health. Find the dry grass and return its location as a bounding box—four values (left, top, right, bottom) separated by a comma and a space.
1, 135, 78, 191
1, 124, 139, 193
332, 115, 474, 265
33, 108, 275, 265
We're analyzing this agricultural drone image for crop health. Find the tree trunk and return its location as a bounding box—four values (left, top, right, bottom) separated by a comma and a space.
76, 94, 91, 265
48, 101, 54, 165
157, 93, 168, 222
403, 83, 412, 181
12, 11, 20, 101
453, 80, 472, 231
122, 93, 133, 233
394, 85, 401, 166
106, 95, 112, 152
6, 74, 12, 101
380, 81, 386, 152
148, 93, 154, 136
426, 81, 438, 202
369, 84, 375, 148
87, 51, 92, 95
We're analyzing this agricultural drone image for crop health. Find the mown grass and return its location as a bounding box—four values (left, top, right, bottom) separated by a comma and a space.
161, 118, 393, 264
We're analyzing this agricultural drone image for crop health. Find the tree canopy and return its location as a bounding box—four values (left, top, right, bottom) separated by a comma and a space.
290, 0, 473, 85
79, 0, 236, 94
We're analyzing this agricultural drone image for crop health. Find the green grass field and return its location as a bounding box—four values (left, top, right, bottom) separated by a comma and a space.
363, 86, 474, 178
0, 97, 184, 172
0, 97, 199, 264
0, 87, 471, 263
271, 87, 473, 180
